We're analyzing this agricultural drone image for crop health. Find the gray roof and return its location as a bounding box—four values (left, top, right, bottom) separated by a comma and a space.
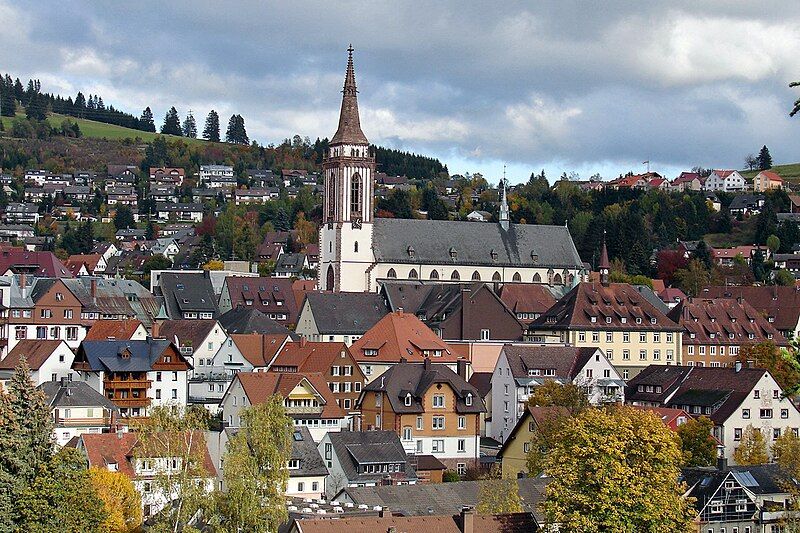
158, 272, 217, 318
218, 307, 295, 337
328, 430, 416, 484
304, 292, 389, 335
632, 284, 670, 314
291, 426, 328, 478
75, 339, 184, 373
275, 253, 306, 274
372, 218, 583, 268
38, 380, 117, 411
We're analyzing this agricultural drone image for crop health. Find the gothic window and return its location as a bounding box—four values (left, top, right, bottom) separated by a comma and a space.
451, 270, 460, 280
350, 173, 362, 216
409, 268, 419, 279
492, 271, 501, 282
568, 273, 575, 285
354, 241, 359, 253
553, 273, 563, 285
512, 272, 521, 282
327, 173, 336, 220
533, 273, 541, 283
430, 270, 439, 280
326, 265, 334, 291
547, 269, 554, 285
472, 271, 481, 281
387, 268, 397, 279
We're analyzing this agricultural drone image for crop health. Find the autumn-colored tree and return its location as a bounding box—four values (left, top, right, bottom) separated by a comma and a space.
657, 250, 688, 285
677, 416, 716, 467
674, 259, 719, 297
476, 478, 524, 515
772, 431, 800, 528
733, 425, 769, 466
739, 342, 800, 393
294, 211, 317, 246
88, 467, 142, 532
542, 406, 694, 532
528, 381, 589, 416
202, 259, 224, 271
525, 406, 570, 476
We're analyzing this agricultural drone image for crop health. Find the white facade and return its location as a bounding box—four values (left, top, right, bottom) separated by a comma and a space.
7, 325, 86, 356
52, 405, 115, 447
704, 170, 747, 192
3, 341, 77, 386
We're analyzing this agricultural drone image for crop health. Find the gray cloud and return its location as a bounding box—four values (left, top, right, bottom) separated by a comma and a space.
4, 0, 800, 180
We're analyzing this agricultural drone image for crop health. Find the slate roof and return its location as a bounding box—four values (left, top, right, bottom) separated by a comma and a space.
361, 360, 485, 415
290, 426, 328, 478
467, 371, 492, 398
372, 218, 583, 268
330, 46, 369, 145
218, 307, 295, 337
728, 194, 764, 211
62, 277, 160, 324
222, 276, 300, 325
292, 514, 538, 533
529, 282, 682, 332
158, 272, 217, 318
501, 345, 600, 382
302, 292, 389, 335
74, 339, 189, 373
700, 285, 800, 334
0, 340, 66, 370
327, 430, 416, 484
233, 372, 346, 419
274, 253, 306, 275
39, 380, 117, 411
158, 319, 219, 349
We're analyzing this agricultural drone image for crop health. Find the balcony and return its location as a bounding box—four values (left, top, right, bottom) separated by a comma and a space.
110, 397, 151, 408
56, 416, 113, 427
284, 405, 324, 416
104, 378, 152, 388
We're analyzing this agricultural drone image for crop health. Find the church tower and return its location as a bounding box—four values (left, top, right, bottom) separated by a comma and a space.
319, 46, 376, 292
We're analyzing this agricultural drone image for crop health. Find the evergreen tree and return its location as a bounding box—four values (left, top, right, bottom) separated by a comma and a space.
225, 114, 249, 144
113, 205, 135, 230
139, 106, 155, 132
160, 106, 182, 136
182, 110, 197, 138
7, 357, 53, 478
758, 145, 773, 170
203, 109, 220, 142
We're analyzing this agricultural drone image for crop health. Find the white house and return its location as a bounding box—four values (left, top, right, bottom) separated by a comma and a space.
0, 340, 76, 386
39, 380, 119, 446
490, 345, 623, 443
704, 170, 747, 192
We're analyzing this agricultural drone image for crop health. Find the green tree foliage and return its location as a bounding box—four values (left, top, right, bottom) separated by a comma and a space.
758, 145, 773, 170
674, 259, 719, 297
160, 106, 182, 136
182, 111, 197, 138
542, 406, 694, 532
739, 342, 800, 394
775, 269, 796, 286
377, 188, 414, 219
372, 145, 446, 179
528, 381, 589, 416
225, 114, 249, 145
476, 478, 524, 515
60, 220, 94, 255
218, 397, 293, 532
140, 107, 156, 132
733, 425, 769, 466
442, 470, 461, 482
203, 110, 220, 142
756, 201, 778, 245
767, 234, 781, 253
677, 416, 716, 467
113, 205, 135, 230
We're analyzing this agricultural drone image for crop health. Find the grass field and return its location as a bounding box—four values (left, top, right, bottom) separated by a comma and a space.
0, 113, 212, 146
741, 162, 800, 182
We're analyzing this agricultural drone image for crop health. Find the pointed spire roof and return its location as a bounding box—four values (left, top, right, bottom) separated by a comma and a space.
499, 177, 509, 230
599, 232, 610, 270
331, 45, 369, 146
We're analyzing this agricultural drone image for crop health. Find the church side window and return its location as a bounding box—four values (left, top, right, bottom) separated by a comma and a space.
553, 273, 563, 285
533, 273, 542, 283
430, 270, 439, 280
492, 271, 501, 281
451, 271, 460, 280
409, 268, 418, 279
512, 272, 521, 282
354, 241, 358, 253
472, 271, 481, 281
350, 173, 362, 216
387, 268, 397, 279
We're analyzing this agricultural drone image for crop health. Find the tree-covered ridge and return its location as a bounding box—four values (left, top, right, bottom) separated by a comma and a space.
372, 145, 447, 179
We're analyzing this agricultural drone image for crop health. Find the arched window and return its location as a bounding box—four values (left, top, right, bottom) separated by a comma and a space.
387, 268, 397, 279
512, 272, 521, 282
533, 273, 541, 283
547, 269, 554, 285
568, 273, 575, 285
409, 268, 419, 279
492, 271, 501, 282
326, 265, 334, 291
451, 270, 460, 280
350, 173, 362, 216
472, 271, 481, 281
553, 273, 563, 285
354, 241, 359, 253
327, 172, 336, 220
430, 270, 439, 280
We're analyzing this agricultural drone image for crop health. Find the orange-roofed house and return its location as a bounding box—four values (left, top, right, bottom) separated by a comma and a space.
630, 405, 691, 431
0, 339, 75, 386
85, 319, 147, 341
221, 371, 347, 441
753, 170, 784, 192
271, 340, 366, 421
65, 254, 107, 276
76, 431, 216, 518
350, 310, 467, 383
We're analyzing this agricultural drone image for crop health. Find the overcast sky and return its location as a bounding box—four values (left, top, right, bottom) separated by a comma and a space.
3, 1, 800, 183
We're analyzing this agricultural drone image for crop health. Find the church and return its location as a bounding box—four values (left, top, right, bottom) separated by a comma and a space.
319, 47, 587, 293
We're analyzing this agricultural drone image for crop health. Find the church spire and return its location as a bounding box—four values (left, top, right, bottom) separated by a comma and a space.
331, 45, 369, 145
499, 172, 509, 231
599, 231, 610, 286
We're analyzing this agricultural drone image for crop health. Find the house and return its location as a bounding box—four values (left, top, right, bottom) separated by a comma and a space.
61, 277, 161, 328
0, 340, 75, 385
490, 345, 623, 442
0, 248, 72, 278
115, 228, 147, 241
349, 311, 463, 383
704, 170, 747, 192
671, 172, 704, 192
497, 283, 557, 326
296, 292, 390, 345
275, 253, 309, 278
318, 430, 418, 498
76, 431, 216, 519
155, 271, 218, 320
156, 202, 203, 223
358, 359, 485, 473
66, 253, 107, 276
271, 341, 366, 420
198, 164, 234, 186
71, 339, 192, 418
625, 364, 800, 462
157, 319, 228, 374
217, 307, 294, 336
0, 224, 35, 243
380, 281, 525, 342
728, 194, 765, 217
658, 287, 687, 309
287, 426, 329, 498
221, 371, 347, 441
246, 168, 276, 188
191, 188, 225, 203
497, 405, 567, 478
711, 245, 766, 267
85, 319, 148, 341
700, 285, 800, 340
773, 253, 800, 278
106, 164, 138, 185
24, 169, 48, 185
149, 238, 180, 261
217, 276, 300, 328
149, 185, 178, 204
73, 170, 98, 187
376, 173, 410, 189
4, 203, 40, 225
629, 405, 691, 431
466, 210, 492, 222
753, 170, 783, 192
39, 379, 118, 446
526, 280, 683, 380
106, 186, 137, 206
233, 188, 279, 205
149, 167, 185, 186
667, 297, 788, 367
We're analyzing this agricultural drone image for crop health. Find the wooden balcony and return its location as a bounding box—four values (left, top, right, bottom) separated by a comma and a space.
110, 397, 151, 408
104, 378, 152, 388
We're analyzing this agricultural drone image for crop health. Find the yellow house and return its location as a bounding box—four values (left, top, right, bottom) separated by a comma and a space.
753, 170, 783, 192
497, 404, 567, 479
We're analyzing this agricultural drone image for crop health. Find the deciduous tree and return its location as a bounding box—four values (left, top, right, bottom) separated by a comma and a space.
476, 478, 524, 515
88, 467, 142, 532
733, 425, 769, 465
677, 416, 715, 467
739, 342, 800, 394
528, 381, 589, 416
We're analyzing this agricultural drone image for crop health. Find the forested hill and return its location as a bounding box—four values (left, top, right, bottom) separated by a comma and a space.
372, 145, 448, 179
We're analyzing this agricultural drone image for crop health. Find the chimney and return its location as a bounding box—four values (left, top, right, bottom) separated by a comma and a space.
90, 278, 97, 303
379, 509, 390, 518
717, 456, 728, 472
460, 506, 475, 533
457, 359, 468, 380
116, 428, 124, 439
59, 376, 66, 387
423, 357, 431, 370
151, 321, 160, 339
300, 336, 307, 347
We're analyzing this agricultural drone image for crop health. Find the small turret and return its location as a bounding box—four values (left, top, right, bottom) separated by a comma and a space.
499, 178, 509, 231
599, 232, 610, 287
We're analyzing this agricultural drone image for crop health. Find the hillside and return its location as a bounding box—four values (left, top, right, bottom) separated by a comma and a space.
741, 162, 800, 182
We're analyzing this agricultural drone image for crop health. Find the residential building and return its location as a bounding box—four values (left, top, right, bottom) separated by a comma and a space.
157, 319, 227, 372
61, 277, 161, 328
221, 371, 347, 441
626, 364, 800, 462
198, 164, 234, 186
106, 186, 137, 206
711, 245, 767, 267
0, 248, 72, 277
154, 271, 218, 319
668, 297, 788, 367
275, 253, 309, 278
629, 405, 691, 431
7, 278, 86, 352
217, 307, 294, 336
72, 339, 192, 418
358, 359, 485, 472
149, 185, 178, 203
39, 379, 118, 446
490, 345, 623, 442
728, 194, 765, 216
295, 291, 389, 345
318, 430, 417, 498
671, 172, 704, 191
233, 187, 279, 205
497, 283, 558, 326
4, 203, 41, 225
704, 170, 747, 192
65, 254, 107, 276
85, 319, 148, 341
497, 405, 567, 478
155, 202, 203, 222
753, 170, 783, 192
217, 276, 300, 327
0, 340, 76, 385
701, 285, 800, 340
149, 167, 185, 186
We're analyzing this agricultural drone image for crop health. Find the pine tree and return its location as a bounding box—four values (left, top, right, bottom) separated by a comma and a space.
139, 107, 155, 132
160, 106, 182, 136
182, 111, 197, 138
758, 145, 773, 170
7, 357, 53, 476
226, 114, 249, 144
74, 92, 86, 117
203, 110, 220, 142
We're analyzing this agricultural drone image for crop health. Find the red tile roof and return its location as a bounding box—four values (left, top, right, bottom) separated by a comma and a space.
158, 320, 219, 350
713, 170, 735, 178
0, 340, 65, 370
85, 319, 144, 340
66, 254, 103, 272
271, 341, 360, 375
701, 285, 800, 333
231, 333, 291, 367
350, 311, 456, 363
758, 170, 783, 183
497, 283, 556, 324
236, 371, 346, 418
292, 513, 537, 533
630, 405, 691, 431
0, 248, 72, 278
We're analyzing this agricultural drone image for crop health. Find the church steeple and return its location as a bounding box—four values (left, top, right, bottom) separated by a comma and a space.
499, 177, 510, 231
599, 231, 610, 287
331, 45, 369, 146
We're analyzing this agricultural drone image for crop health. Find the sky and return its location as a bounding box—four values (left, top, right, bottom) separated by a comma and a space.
3, 1, 800, 184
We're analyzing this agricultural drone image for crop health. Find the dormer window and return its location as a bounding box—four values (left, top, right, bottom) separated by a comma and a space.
635, 317, 642, 324
490, 249, 498, 261
590, 316, 597, 323
606, 317, 612, 324
769, 317, 775, 323
530, 251, 538, 264
621, 317, 627, 324
364, 349, 378, 356
466, 393, 473, 406
407, 246, 415, 258
689, 333, 696, 339
710, 333, 715, 339
404, 393, 412, 406
748, 333, 755, 339
449, 248, 457, 259
650, 318, 656, 324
